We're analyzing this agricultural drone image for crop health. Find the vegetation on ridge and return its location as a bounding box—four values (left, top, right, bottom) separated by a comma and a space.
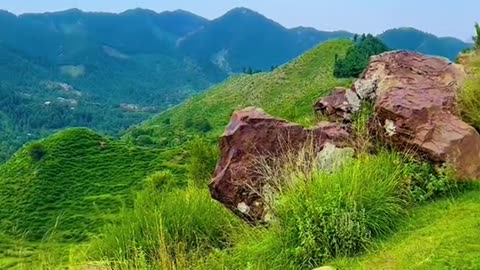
333, 34, 389, 78
126, 40, 354, 149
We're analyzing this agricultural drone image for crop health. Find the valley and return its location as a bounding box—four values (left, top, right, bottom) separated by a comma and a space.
0, 4, 479, 270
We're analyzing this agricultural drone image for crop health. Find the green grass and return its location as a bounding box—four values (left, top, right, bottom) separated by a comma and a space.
0, 40, 355, 266
125, 40, 354, 148
88, 186, 242, 270
0, 128, 175, 242
207, 151, 410, 270
332, 187, 480, 270
1, 39, 479, 270
459, 52, 480, 129
86, 150, 412, 270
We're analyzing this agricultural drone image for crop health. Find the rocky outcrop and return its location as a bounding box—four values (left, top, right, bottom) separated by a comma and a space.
209, 107, 350, 221
314, 87, 361, 123
355, 51, 480, 180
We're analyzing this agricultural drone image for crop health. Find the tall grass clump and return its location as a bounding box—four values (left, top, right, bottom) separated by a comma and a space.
187, 137, 219, 188
226, 151, 409, 269
459, 53, 480, 129
88, 187, 241, 269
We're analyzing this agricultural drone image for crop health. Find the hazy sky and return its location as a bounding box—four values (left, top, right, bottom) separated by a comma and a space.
1, 0, 477, 40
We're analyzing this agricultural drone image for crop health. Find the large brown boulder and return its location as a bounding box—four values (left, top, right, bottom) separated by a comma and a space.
209, 107, 350, 221
314, 87, 361, 123
355, 51, 480, 180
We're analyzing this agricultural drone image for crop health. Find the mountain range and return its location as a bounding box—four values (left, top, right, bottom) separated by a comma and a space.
0, 7, 472, 161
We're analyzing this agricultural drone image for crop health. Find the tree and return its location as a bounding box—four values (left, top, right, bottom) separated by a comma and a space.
474, 22, 480, 49
29, 143, 46, 161
334, 34, 389, 78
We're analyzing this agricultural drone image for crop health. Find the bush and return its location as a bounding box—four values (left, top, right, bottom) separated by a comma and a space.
402, 161, 459, 203
29, 142, 47, 161
184, 118, 213, 133
459, 53, 480, 129
145, 170, 177, 192
89, 187, 241, 269
217, 151, 409, 269
135, 135, 155, 146
187, 137, 219, 187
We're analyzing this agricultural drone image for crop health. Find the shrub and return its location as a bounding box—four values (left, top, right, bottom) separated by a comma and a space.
402, 160, 459, 203
274, 152, 407, 267
221, 151, 409, 269
187, 137, 219, 187
29, 142, 47, 161
135, 135, 155, 146
89, 187, 241, 269
184, 118, 213, 133
145, 170, 177, 192
459, 53, 480, 129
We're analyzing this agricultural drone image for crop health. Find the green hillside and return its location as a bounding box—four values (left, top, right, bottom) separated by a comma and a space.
379, 27, 471, 61
0, 39, 352, 249
0, 128, 173, 241
126, 40, 353, 148
0, 32, 478, 269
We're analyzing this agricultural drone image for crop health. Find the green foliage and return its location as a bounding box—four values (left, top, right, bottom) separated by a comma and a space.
127, 40, 354, 150
29, 143, 47, 161
334, 34, 389, 78
403, 161, 460, 203
88, 187, 241, 269
459, 50, 480, 129
474, 22, 480, 49
187, 137, 219, 187
0, 128, 168, 241
258, 152, 407, 269
184, 118, 213, 133
145, 170, 178, 192
135, 135, 155, 146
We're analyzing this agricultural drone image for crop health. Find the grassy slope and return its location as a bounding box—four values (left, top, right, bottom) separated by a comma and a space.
333, 188, 480, 270
0, 128, 170, 242
125, 40, 353, 147
0, 39, 355, 268
1, 39, 479, 269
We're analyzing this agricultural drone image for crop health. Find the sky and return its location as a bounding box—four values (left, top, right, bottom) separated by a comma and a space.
1, 0, 478, 40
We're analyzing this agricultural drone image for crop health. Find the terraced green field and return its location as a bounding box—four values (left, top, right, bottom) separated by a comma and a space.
0, 128, 172, 241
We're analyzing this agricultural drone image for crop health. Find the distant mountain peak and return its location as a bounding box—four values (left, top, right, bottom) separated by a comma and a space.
0, 9, 16, 17
169, 9, 196, 15
225, 7, 260, 16
121, 8, 158, 16
49, 8, 83, 15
